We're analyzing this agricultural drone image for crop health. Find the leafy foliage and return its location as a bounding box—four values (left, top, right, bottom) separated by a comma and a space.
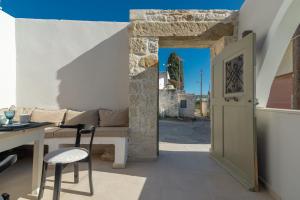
167, 52, 184, 90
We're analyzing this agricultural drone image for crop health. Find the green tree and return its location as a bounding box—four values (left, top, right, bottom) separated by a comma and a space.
167, 52, 184, 90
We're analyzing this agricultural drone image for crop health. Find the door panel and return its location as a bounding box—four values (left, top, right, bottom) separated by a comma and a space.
212, 105, 223, 157
211, 33, 258, 191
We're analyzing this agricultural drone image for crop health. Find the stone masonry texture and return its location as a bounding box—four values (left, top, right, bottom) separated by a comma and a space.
128, 10, 238, 160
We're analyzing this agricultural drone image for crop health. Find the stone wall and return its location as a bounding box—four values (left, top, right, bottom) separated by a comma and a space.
159, 89, 179, 118
128, 9, 239, 160
129, 36, 159, 160
129, 10, 238, 39
178, 92, 196, 118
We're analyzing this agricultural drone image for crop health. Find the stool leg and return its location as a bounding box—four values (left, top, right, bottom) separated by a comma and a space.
88, 157, 94, 195
74, 162, 79, 183
53, 164, 62, 200
38, 162, 48, 200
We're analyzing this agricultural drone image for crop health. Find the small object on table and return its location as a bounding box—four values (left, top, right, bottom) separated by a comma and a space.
19, 114, 30, 124
4, 111, 15, 125
4, 105, 16, 125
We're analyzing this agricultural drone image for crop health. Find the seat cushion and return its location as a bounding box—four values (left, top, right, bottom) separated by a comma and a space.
44, 126, 61, 138
99, 108, 129, 127
44, 147, 88, 164
64, 109, 99, 126
31, 108, 67, 125
53, 127, 128, 138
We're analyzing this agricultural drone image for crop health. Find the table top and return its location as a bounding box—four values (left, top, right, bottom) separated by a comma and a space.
0, 122, 52, 132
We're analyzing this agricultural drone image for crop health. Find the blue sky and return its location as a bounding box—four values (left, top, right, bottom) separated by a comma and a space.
159, 48, 210, 94
159, 48, 211, 95
2, 0, 244, 21
1, 0, 244, 95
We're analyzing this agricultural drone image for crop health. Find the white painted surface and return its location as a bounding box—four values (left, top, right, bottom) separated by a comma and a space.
159, 89, 179, 118
239, 0, 283, 72
0, 11, 16, 108
46, 137, 128, 168
276, 42, 293, 76
15, 19, 129, 110
239, 0, 300, 106
159, 72, 168, 90
178, 93, 195, 118
256, 0, 300, 107
256, 107, 300, 200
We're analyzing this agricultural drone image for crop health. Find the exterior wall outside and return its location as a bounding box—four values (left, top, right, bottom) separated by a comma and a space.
159, 72, 168, 89
159, 89, 179, 118
201, 100, 209, 116
292, 25, 300, 109
267, 42, 293, 109
159, 90, 196, 118
239, 0, 300, 107
266, 73, 293, 109
256, 108, 300, 200
238, 0, 284, 74
178, 92, 195, 118
15, 19, 129, 111
276, 42, 293, 76
0, 11, 16, 108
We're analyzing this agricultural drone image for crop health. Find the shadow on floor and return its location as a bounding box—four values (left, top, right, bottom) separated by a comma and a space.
0, 149, 273, 200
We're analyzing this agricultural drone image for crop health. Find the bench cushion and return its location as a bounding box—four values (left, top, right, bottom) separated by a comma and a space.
31, 108, 67, 126
64, 109, 98, 126
44, 126, 61, 138
47, 127, 128, 138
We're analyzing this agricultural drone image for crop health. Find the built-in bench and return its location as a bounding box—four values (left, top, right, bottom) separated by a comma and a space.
44, 126, 128, 168
0, 107, 129, 169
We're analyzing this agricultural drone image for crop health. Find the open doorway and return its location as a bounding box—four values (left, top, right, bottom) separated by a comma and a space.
158, 48, 211, 152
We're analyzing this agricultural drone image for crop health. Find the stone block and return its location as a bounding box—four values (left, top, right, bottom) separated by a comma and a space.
129, 37, 148, 55
139, 54, 158, 68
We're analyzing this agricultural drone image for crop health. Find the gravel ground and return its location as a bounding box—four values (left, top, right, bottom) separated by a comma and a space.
159, 119, 211, 144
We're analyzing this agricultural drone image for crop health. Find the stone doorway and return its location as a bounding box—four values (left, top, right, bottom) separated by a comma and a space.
128, 9, 238, 160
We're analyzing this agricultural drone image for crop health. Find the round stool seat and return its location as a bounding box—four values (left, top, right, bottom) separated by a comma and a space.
44, 147, 88, 164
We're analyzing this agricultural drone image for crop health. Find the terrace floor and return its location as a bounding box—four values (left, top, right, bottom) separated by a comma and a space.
0, 119, 273, 200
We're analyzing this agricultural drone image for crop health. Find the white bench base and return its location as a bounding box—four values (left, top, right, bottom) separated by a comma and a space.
45, 137, 128, 168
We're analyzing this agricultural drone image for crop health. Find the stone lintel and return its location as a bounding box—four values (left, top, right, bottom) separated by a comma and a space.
130, 9, 238, 22
129, 21, 235, 38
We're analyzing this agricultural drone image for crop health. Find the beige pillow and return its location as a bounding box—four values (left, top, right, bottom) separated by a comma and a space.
31, 108, 67, 125
64, 109, 99, 126
99, 108, 129, 127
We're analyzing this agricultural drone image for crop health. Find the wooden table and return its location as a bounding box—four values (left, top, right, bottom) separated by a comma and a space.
0, 123, 51, 195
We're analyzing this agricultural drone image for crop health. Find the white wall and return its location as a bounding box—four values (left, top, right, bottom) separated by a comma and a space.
239, 2, 300, 199
178, 93, 195, 118
276, 42, 293, 76
0, 11, 16, 108
159, 89, 179, 118
15, 19, 129, 110
239, 0, 284, 72
239, 0, 300, 107
256, 108, 300, 200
